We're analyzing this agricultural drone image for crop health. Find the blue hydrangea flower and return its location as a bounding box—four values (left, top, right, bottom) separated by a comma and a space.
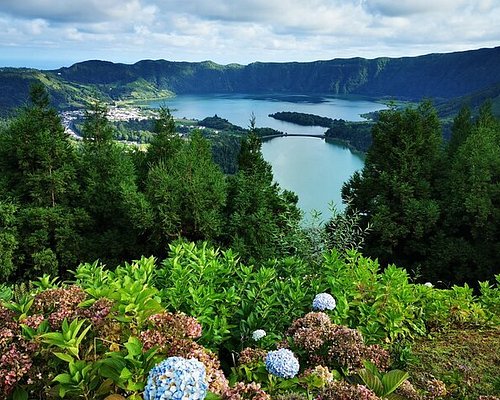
144, 356, 208, 400
312, 293, 336, 311
265, 348, 300, 378
252, 329, 267, 341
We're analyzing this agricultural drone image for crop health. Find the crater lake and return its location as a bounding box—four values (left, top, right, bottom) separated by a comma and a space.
149, 94, 385, 218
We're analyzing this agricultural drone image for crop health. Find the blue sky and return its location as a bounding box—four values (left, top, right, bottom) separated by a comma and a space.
0, 0, 499, 69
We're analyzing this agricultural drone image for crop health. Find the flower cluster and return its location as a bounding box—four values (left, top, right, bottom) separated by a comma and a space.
21, 314, 45, 330
316, 380, 379, 400
33, 286, 87, 329
238, 347, 267, 366
363, 344, 391, 372
326, 325, 367, 372
424, 378, 447, 399
223, 382, 270, 400
0, 344, 33, 397
285, 312, 390, 373
141, 312, 203, 353
0, 305, 40, 397
148, 312, 202, 339
312, 294, 336, 311
286, 312, 334, 356
0, 306, 17, 330
140, 329, 170, 351
252, 329, 266, 341
301, 365, 334, 387
80, 297, 113, 327
144, 357, 208, 400
265, 348, 300, 379
166, 340, 229, 395
394, 380, 420, 400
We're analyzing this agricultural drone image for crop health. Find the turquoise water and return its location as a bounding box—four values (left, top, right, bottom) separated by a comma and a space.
149, 94, 383, 217
261, 137, 365, 218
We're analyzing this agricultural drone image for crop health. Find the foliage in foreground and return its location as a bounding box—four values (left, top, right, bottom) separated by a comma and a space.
0, 241, 499, 399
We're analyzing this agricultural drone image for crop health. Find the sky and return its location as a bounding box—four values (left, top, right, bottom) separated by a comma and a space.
0, 0, 499, 70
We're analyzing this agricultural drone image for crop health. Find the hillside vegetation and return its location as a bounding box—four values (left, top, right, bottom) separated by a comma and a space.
0, 84, 499, 400
1, 47, 500, 115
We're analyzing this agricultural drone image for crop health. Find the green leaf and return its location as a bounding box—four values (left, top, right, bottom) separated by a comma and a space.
119, 367, 133, 380
54, 352, 75, 363
363, 359, 382, 379
68, 346, 80, 358
127, 381, 145, 391
124, 336, 142, 357
12, 387, 29, 400
53, 373, 73, 384
95, 378, 115, 396
381, 370, 409, 396
358, 369, 384, 396
205, 391, 222, 400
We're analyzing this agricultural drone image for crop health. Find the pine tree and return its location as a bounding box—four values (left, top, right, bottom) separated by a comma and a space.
145, 131, 227, 252
343, 101, 444, 274
225, 133, 301, 261
0, 83, 85, 278
436, 102, 500, 282
78, 101, 151, 264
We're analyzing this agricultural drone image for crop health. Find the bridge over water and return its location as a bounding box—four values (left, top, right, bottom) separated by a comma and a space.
261, 133, 326, 140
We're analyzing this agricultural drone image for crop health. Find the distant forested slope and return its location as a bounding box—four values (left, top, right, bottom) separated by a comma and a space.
1, 46, 500, 114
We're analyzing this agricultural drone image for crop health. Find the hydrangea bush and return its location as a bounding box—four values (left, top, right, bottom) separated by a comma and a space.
144, 357, 208, 400
284, 312, 390, 374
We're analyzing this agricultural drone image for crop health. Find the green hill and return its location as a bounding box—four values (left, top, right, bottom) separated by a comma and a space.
1, 46, 500, 114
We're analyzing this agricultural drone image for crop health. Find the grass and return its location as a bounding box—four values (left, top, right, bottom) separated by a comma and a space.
406, 327, 500, 399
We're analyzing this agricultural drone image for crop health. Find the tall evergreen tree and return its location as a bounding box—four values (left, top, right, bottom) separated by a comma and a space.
145, 107, 183, 166
0, 200, 18, 280
435, 102, 500, 282
343, 101, 444, 275
78, 101, 151, 264
447, 105, 473, 157
0, 83, 85, 278
145, 131, 227, 252
2, 83, 79, 206
225, 133, 301, 261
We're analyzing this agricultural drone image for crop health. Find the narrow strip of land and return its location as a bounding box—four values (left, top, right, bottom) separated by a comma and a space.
261, 133, 326, 139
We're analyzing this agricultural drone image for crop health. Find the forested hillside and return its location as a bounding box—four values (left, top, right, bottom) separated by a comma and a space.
1, 46, 500, 115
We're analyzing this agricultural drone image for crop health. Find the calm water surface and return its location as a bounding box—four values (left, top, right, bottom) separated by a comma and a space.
150, 94, 384, 217
261, 137, 364, 218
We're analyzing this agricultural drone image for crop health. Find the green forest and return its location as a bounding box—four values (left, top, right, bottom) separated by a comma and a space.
0, 84, 499, 400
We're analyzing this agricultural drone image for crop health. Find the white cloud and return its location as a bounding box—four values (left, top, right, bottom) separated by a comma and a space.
0, 0, 498, 68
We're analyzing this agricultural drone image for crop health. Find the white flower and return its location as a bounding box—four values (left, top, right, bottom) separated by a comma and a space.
252, 329, 267, 341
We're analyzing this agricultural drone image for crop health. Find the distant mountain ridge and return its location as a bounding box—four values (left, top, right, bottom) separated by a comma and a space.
1, 46, 500, 114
